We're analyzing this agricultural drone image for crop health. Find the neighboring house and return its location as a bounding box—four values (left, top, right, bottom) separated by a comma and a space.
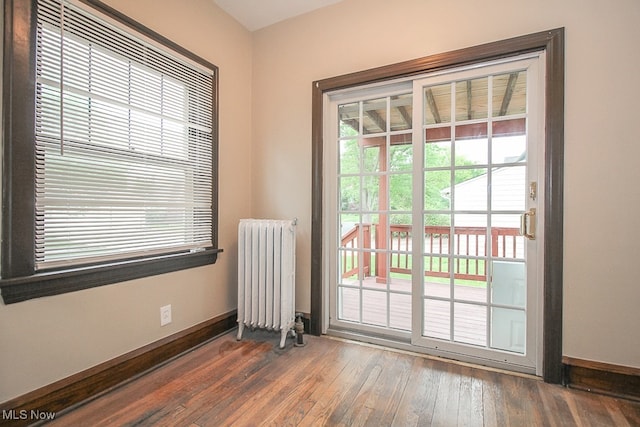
442, 163, 525, 228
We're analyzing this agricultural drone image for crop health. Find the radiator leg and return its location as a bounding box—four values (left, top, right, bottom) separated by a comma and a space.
279, 328, 288, 349
237, 323, 244, 341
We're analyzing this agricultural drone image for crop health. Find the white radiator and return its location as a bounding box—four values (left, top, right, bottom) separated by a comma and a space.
237, 219, 296, 348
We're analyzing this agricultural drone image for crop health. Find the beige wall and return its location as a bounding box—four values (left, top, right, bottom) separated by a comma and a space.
251, 0, 640, 369
0, 0, 252, 402
3, 0, 640, 405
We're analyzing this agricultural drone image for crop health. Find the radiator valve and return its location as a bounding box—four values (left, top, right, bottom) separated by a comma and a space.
294, 313, 305, 347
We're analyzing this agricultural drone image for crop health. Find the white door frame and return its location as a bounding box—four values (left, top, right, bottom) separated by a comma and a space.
322, 53, 546, 375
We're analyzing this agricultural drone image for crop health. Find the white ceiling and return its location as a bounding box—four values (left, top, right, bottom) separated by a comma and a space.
213, 0, 343, 31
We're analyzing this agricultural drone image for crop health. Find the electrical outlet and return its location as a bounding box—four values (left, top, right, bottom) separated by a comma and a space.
160, 304, 172, 326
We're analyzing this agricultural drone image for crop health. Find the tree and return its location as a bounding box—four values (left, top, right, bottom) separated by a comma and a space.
338, 122, 484, 227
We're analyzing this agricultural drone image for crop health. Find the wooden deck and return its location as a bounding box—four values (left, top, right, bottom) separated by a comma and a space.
48, 331, 640, 426
338, 277, 489, 347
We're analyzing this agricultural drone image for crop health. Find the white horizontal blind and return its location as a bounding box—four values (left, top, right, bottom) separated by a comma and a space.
35, 0, 214, 270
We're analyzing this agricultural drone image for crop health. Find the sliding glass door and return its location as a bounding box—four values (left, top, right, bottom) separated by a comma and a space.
326, 54, 544, 373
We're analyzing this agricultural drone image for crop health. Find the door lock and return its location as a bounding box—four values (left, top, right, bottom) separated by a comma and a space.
529, 182, 537, 201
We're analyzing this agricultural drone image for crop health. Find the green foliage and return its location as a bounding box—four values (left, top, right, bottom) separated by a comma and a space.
338, 133, 485, 226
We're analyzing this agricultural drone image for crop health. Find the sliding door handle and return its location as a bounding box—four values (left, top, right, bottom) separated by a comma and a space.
520, 208, 536, 240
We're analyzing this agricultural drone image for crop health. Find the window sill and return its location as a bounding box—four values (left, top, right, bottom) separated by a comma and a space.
0, 248, 223, 304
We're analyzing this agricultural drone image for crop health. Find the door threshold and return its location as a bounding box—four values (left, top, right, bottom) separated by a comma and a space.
326, 328, 538, 379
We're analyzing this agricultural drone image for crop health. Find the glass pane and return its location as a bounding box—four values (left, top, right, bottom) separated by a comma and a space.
453, 215, 487, 258
338, 248, 359, 285
123, 70, 153, 110
424, 217, 451, 297
390, 93, 412, 131
339, 213, 360, 272
389, 213, 411, 249
455, 136, 488, 166
390, 142, 412, 172
339, 102, 360, 137
491, 165, 525, 211
161, 78, 185, 121
453, 168, 488, 211
363, 97, 387, 134
456, 77, 488, 121
388, 222, 413, 292
491, 260, 526, 307
390, 251, 411, 292
453, 255, 487, 304
339, 213, 360, 238
452, 227, 487, 257
491, 307, 526, 354
425, 138, 451, 168
339, 287, 360, 322
339, 139, 360, 174
454, 255, 486, 277
363, 264, 386, 290
339, 176, 360, 211
362, 289, 387, 326
454, 302, 486, 346
425, 255, 450, 298
424, 254, 449, 274
374, 250, 388, 283
425, 230, 450, 256
492, 71, 527, 117
390, 174, 412, 211
425, 279, 449, 298
92, 100, 130, 149
362, 250, 376, 279
424, 84, 451, 125
492, 133, 526, 164
362, 175, 380, 212
424, 299, 450, 340
425, 213, 451, 228
390, 293, 411, 331
63, 93, 90, 143
363, 212, 379, 249
92, 48, 129, 103
491, 215, 524, 259
425, 170, 451, 210
363, 138, 384, 173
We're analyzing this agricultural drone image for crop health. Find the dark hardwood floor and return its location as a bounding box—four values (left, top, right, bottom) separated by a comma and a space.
49, 330, 640, 426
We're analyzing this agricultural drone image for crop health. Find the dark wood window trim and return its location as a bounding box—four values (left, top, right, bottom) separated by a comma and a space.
311, 28, 564, 383
0, 0, 221, 304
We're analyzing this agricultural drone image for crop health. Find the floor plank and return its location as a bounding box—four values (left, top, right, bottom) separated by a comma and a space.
48, 330, 640, 426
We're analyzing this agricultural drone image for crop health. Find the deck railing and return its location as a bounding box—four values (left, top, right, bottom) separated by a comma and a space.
341, 224, 521, 282
340, 223, 371, 279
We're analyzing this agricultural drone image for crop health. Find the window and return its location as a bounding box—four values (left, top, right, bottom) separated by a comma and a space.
1, 0, 220, 303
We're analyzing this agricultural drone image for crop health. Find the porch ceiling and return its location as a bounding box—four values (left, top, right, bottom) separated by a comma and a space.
339, 71, 527, 137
